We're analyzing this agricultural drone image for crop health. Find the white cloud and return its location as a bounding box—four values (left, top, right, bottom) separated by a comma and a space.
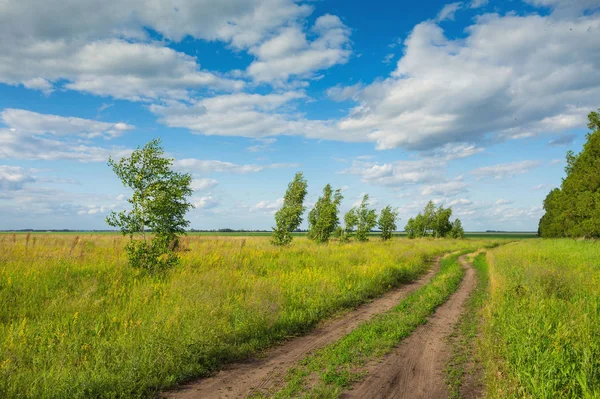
247, 138, 277, 152
1, 108, 133, 139
193, 195, 220, 209
437, 2, 463, 22
383, 53, 395, 64
548, 159, 563, 165
0, 109, 133, 162
470, 0, 488, 8
246, 14, 351, 83
0, 0, 315, 98
0, 165, 35, 190
341, 158, 442, 187
471, 160, 541, 180
252, 197, 284, 213
335, 11, 600, 150
326, 83, 363, 102
420, 180, 469, 197
191, 178, 219, 191
175, 158, 298, 174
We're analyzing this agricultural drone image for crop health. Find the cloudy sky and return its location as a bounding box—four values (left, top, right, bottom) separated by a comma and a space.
1, 0, 599, 231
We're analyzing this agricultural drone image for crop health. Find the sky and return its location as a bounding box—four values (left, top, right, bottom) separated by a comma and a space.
0, 0, 599, 231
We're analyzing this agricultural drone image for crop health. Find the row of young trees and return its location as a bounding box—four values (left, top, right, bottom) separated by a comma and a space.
538, 109, 600, 238
271, 173, 463, 245
105, 141, 466, 270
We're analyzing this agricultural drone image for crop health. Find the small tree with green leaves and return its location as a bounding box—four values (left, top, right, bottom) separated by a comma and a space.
354, 194, 378, 241
106, 138, 193, 271
449, 218, 465, 238
343, 208, 359, 241
272, 172, 308, 246
378, 205, 399, 241
307, 184, 343, 243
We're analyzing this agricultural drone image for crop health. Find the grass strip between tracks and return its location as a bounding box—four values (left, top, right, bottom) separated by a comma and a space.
444, 252, 488, 398
257, 250, 475, 399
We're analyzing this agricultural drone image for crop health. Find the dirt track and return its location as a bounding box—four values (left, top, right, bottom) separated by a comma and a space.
163, 257, 443, 399
342, 255, 476, 399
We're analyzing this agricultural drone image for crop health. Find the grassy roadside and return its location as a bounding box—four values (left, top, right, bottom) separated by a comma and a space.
259, 250, 475, 399
444, 252, 488, 398
479, 240, 600, 398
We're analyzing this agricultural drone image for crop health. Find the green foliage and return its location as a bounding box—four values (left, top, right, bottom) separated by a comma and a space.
449, 218, 465, 239
378, 205, 399, 241
343, 207, 359, 240
539, 108, 600, 238
307, 184, 344, 243
404, 200, 463, 239
481, 240, 600, 398
351, 194, 378, 242
106, 138, 193, 271
272, 172, 308, 246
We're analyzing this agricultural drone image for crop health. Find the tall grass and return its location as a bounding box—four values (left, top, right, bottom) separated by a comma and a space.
481, 239, 600, 398
0, 234, 488, 398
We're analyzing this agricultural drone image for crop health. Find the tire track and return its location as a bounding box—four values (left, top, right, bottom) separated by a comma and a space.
162, 257, 444, 399
342, 255, 476, 399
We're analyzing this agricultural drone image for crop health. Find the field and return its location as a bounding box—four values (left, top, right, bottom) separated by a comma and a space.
2, 233, 598, 399
480, 240, 600, 398
0, 234, 493, 398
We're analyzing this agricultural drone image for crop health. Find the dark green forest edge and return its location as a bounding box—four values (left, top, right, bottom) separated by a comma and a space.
539, 109, 600, 238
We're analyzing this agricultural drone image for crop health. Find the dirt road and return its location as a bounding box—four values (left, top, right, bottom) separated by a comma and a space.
342, 255, 476, 399
163, 257, 443, 399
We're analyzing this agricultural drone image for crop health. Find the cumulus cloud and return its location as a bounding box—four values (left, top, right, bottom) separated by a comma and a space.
0, 109, 133, 162
471, 160, 541, 180
252, 198, 284, 213
1, 108, 133, 138
0, 0, 314, 98
341, 158, 443, 187
335, 11, 600, 150
193, 195, 220, 209
246, 14, 351, 83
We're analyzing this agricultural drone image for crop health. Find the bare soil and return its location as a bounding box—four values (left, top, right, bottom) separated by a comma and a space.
162, 258, 442, 399
341, 255, 476, 399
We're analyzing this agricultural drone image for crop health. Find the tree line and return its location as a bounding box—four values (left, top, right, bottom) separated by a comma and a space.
538, 108, 600, 238
271, 172, 464, 245
105, 140, 466, 271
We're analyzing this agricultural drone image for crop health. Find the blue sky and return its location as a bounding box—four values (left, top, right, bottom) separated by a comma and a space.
1, 0, 599, 231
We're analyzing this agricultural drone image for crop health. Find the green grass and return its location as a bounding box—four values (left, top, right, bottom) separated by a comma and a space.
262, 250, 476, 398
0, 234, 492, 398
444, 252, 489, 398
480, 239, 600, 398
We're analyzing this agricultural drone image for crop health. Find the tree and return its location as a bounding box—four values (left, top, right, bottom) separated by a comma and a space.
539, 108, 600, 238
449, 218, 465, 239
106, 138, 193, 271
404, 200, 463, 239
272, 172, 308, 245
354, 194, 378, 241
343, 207, 359, 240
307, 184, 343, 243
378, 205, 399, 241
432, 206, 453, 238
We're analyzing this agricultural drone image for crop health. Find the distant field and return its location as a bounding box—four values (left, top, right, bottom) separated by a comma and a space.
0, 230, 538, 240
0, 234, 497, 398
